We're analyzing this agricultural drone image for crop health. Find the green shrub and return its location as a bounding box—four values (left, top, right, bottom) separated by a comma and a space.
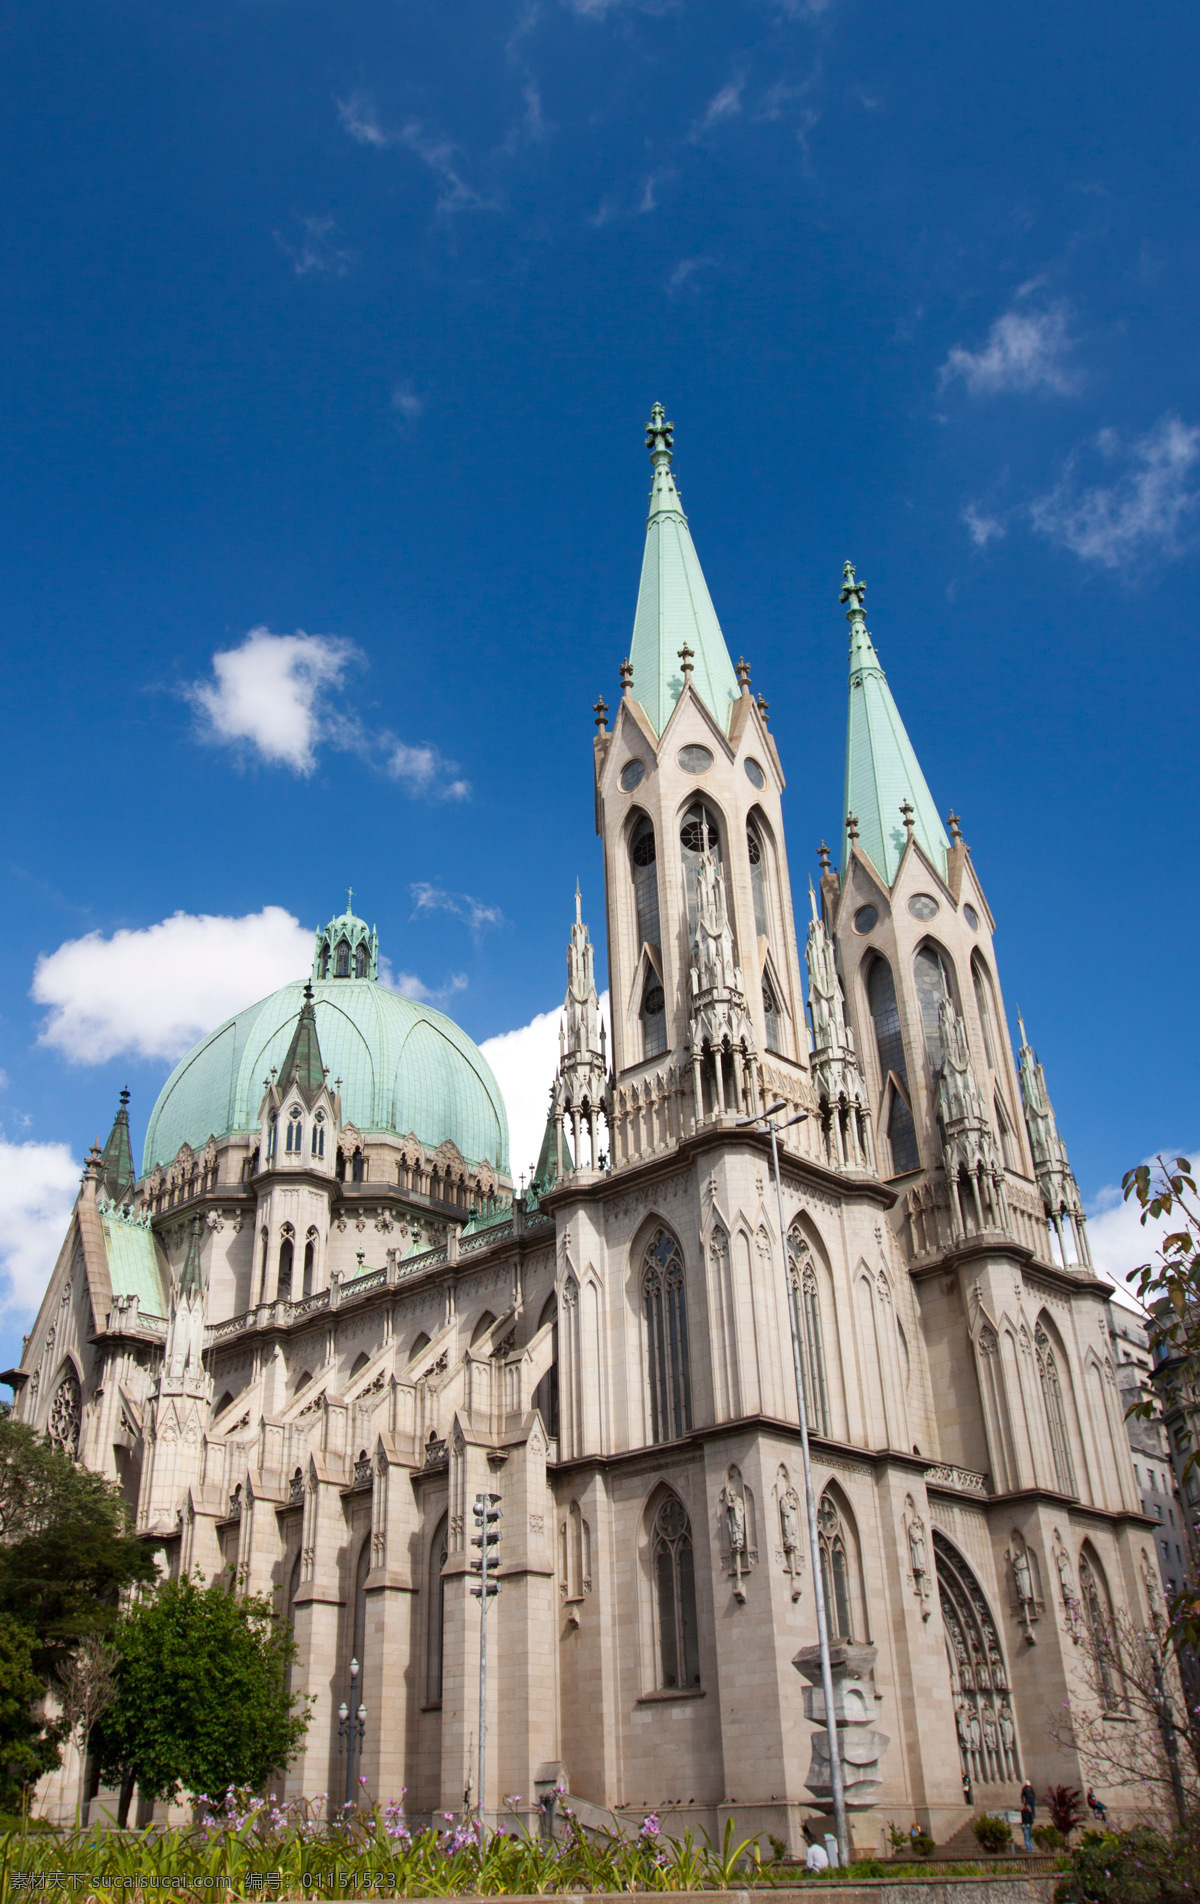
1034, 1823, 1066, 1851
973, 1813, 1014, 1854
911, 1831, 936, 1858
1054, 1825, 1184, 1904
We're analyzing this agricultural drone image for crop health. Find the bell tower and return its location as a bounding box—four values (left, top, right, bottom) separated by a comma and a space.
595, 406, 810, 1166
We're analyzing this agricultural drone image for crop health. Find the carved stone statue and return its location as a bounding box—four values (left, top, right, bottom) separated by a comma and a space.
999, 1703, 1015, 1751
907, 1515, 927, 1579
780, 1491, 800, 1556
1012, 1547, 1034, 1609
723, 1486, 746, 1555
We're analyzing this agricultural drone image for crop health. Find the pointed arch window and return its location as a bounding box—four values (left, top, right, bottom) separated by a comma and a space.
651, 1492, 701, 1689
267, 1114, 277, 1160
993, 1093, 1016, 1170
643, 1229, 692, 1442
302, 1229, 317, 1298
641, 978, 667, 1061
680, 802, 724, 942
354, 942, 369, 978
747, 821, 769, 940
335, 939, 350, 977
1036, 1322, 1077, 1495
914, 944, 954, 1071
788, 1224, 830, 1436
817, 1490, 855, 1641
277, 1230, 294, 1302
761, 971, 782, 1055
318, 944, 330, 979
972, 955, 999, 1071
286, 1110, 303, 1154
48, 1366, 82, 1456
630, 817, 661, 952
1078, 1546, 1122, 1712
868, 958, 919, 1175
312, 1112, 325, 1160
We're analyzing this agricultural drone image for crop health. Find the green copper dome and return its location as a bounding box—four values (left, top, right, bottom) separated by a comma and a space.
142, 910, 509, 1176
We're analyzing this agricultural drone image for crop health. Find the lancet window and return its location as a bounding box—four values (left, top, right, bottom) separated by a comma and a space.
1078, 1545, 1123, 1712
267, 1114, 277, 1160
630, 816, 661, 952
1036, 1322, 1077, 1496
788, 1224, 830, 1436
762, 972, 782, 1055
914, 944, 954, 1071
286, 1110, 303, 1154
747, 821, 769, 940
354, 942, 368, 977
867, 958, 919, 1174
650, 1491, 701, 1690
302, 1229, 317, 1298
817, 1489, 856, 1641
335, 939, 350, 977
427, 1515, 448, 1705
312, 1112, 325, 1160
972, 955, 999, 1071
277, 1229, 295, 1301
643, 1229, 692, 1442
642, 977, 667, 1061
680, 802, 725, 942
934, 1529, 1020, 1786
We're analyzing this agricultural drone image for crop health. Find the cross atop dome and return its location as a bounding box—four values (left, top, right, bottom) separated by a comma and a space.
312, 898, 379, 982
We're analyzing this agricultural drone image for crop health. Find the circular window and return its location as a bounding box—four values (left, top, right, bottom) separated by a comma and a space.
631, 830, 656, 868
619, 758, 645, 792
853, 905, 878, 934
744, 758, 765, 789
643, 986, 665, 1017
963, 904, 979, 931
908, 893, 939, 921
678, 744, 714, 773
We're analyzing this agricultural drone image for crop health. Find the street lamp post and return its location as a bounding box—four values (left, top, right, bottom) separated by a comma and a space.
337, 1656, 367, 1812
737, 1099, 851, 1866
470, 1492, 502, 1837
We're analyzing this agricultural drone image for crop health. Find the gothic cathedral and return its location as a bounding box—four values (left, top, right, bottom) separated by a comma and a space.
11, 407, 1155, 1844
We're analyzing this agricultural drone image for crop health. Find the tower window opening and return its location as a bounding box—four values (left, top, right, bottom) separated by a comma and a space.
313, 1112, 325, 1159
914, 944, 954, 1071
642, 979, 667, 1061
651, 1492, 701, 1690
747, 822, 769, 940
286, 1111, 303, 1154
318, 944, 330, 978
868, 957, 919, 1174
302, 1231, 316, 1298
680, 802, 724, 941
354, 942, 369, 978
643, 1228, 691, 1442
335, 939, 350, 977
630, 817, 661, 951
973, 956, 999, 1071
277, 1232, 294, 1302
351, 1148, 365, 1183
762, 971, 782, 1055
267, 1113, 277, 1160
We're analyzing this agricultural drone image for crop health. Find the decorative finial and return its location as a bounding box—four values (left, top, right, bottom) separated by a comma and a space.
85, 1139, 103, 1181
575, 880, 582, 926
619, 657, 634, 694
303, 980, 314, 1003
677, 643, 694, 681
736, 656, 751, 691
947, 809, 963, 844
846, 812, 860, 843
817, 840, 832, 873
840, 560, 867, 620
756, 692, 770, 723
646, 402, 674, 465
900, 799, 915, 839
119, 1086, 130, 1108
593, 695, 609, 732
346, 886, 354, 913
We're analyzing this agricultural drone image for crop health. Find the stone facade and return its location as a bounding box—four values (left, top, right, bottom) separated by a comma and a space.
9, 409, 1160, 1845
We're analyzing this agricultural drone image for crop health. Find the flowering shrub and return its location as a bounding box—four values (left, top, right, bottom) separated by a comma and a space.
1054, 1825, 1189, 1904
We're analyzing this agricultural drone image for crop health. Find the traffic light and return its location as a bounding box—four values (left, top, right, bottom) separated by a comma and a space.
470, 1491, 502, 1598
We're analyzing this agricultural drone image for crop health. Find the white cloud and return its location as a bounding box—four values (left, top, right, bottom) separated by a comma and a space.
1030, 415, 1200, 568
694, 76, 745, 136
387, 741, 470, 801
378, 959, 468, 1007
189, 627, 357, 773
274, 215, 357, 279
410, 883, 505, 932
336, 95, 494, 214
1087, 1145, 1200, 1307
32, 907, 316, 1065
962, 502, 1007, 548
390, 382, 425, 425
942, 304, 1079, 397
0, 1139, 81, 1324
667, 255, 717, 294
481, 992, 611, 1187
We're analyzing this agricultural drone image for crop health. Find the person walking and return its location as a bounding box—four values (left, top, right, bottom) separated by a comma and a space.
1019, 1781, 1037, 1854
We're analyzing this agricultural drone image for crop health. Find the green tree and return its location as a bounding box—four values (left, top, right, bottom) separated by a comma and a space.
96, 1575, 309, 1820
0, 1611, 60, 1813
0, 1407, 159, 1677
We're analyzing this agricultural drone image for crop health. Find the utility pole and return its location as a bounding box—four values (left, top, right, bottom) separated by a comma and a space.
470, 1491, 502, 1836
737, 1100, 851, 1865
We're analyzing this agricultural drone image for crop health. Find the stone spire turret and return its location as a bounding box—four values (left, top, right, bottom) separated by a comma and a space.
553, 887, 609, 1175
98, 1088, 136, 1207
628, 404, 740, 736
841, 561, 950, 886
1016, 1012, 1091, 1270
936, 996, 1010, 1241
278, 983, 327, 1107
804, 884, 873, 1169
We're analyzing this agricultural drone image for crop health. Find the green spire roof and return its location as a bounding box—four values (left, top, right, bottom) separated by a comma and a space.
841, 562, 950, 887
628, 405, 740, 737
179, 1213, 204, 1297
99, 1089, 136, 1205
531, 1093, 571, 1198
277, 983, 327, 1107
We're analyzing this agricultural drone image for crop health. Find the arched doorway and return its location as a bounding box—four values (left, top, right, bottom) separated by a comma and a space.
934, 1530, 1020, 1788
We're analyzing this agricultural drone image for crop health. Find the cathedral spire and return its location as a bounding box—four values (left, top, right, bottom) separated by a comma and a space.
1016, 1011, 1091, 1270
841, 562, 950, 887
554, 890, 609, 1175
98, 1088, 136, 1206
628, 404, 740, 738
278, 983, 327, 1108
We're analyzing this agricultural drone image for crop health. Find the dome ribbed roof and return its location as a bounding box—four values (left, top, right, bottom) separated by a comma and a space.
142, 977, 509, 1176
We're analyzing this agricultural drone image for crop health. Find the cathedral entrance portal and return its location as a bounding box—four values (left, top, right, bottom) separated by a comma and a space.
933, 1530, 1020, 1789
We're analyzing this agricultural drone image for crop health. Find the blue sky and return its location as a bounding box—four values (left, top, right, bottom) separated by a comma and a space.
2, 0, 1198, 1368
